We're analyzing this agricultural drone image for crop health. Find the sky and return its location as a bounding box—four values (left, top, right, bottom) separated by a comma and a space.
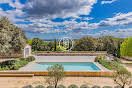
0, 0, 132, 40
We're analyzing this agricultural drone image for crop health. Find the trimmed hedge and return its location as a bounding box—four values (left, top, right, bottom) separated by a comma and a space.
57, 85, 66, 88
68, 84, 78, 88
35, 85, 45, 88
47, 86, 54, 88
80, 85, 90, 88
0, 56, 35, 70
22, 85, 33, 88
103, 86, 112, 88
114, 86, 122, 88
91, 85, 101, 88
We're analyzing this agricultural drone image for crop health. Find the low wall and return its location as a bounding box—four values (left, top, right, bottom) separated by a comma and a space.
0, 71, 115, 77
34, 52, 107, 56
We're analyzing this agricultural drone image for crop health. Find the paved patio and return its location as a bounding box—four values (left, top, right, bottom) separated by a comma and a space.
34, 55, 96, 62
19, 55, 110, 71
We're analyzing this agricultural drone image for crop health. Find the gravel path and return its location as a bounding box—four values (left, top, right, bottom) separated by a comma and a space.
0, 76, 131, 88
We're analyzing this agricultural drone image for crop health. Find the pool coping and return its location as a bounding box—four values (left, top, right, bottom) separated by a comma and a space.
0, 61, 114, 77
19, 61, 111, 72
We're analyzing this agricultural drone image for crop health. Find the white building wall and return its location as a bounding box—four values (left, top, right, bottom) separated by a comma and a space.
24, 44, 32, 58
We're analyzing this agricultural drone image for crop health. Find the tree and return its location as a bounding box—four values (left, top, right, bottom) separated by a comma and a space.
73, 37, 97, 51
28, 40, 32, 45
46, 64, 65, 88
47, 41, 54, 51
0, 17, 27, 55
116, 40, 121, 58
31, 38, 55, 51
31, 38, 43, 51
54, 39, 57, 51
120, 37, 132, 57
96, 38, 105, 51
99, 36, 118, 54
113, 68, 132, 88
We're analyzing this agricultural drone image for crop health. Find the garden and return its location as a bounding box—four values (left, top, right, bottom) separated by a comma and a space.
0, 56, 35, 70
0, 17, 132, 88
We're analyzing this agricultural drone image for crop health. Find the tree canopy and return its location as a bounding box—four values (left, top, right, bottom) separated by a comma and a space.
46, 64, 65, 88
0, 17, 27, 55
73, 37, 97, 51
31, 38, 54, 51
120, 37, 132, 57
73, 36, 124, 57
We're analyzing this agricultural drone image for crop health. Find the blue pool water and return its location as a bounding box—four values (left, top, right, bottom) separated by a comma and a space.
29, 62, 100, 71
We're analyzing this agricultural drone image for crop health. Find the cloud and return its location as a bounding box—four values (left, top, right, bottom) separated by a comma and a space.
16, 18, 65, 33
23, 0, 97, 18
92, 12, 132, 28
89, 28, 132, 38
101, 0, 117, 4
9, 0, 24, 9
0, 0, 12, 4
0, 0, 26, 24
0, 0, 132, 38
13, 11, 132, 37
0, 8, 24, 23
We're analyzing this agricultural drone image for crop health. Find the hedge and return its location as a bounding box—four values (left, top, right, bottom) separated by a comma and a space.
80, 85, 90, 88
103, 86, 112, 88
57, 85, 66, 88
0, 56, 35, 70
22, 85, 33, 88
91, 85, 101, 88
68, 84, 78, 88
35, 85, 45, 88
47, 86, 54, 88
114, 86, 122, 88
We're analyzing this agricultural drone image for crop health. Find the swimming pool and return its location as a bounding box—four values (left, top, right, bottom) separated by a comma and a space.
28, 62, 101, 71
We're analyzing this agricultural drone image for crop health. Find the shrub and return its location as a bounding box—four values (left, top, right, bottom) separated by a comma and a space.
103, 86, 112, 88
113, 57, 122, 64
0, 60, 17, 70
91, 85, 101, 88
18, 60, 28, 67
19, 57, 25, 61
35, 85, 45, 88
57, 85, 66, 88
47, 86, 54, 88
46, 64, 65, 88
80, 85, 90, 88
113, 68, 132, 88
114, 86, 122, 88
95, 56, 125, 70
120, 37, 132, 57
68, 84, 78, 88
94, 55, 106, 62
22, 85, 33, 88
0, 60, 16, 67
1, 66, 10, 70
0, 56, 35, 70
26, 56, 35, 62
